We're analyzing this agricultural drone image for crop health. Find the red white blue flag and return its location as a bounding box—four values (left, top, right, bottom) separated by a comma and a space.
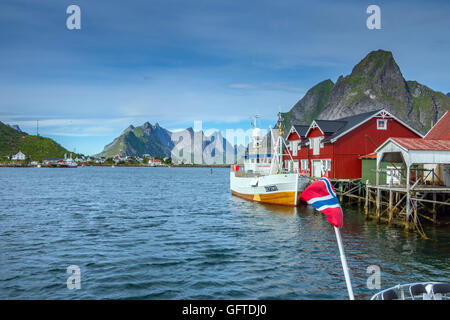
300, 177, 343, 228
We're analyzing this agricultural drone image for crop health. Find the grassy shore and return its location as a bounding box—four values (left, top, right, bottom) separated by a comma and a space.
0, 161, 231, 168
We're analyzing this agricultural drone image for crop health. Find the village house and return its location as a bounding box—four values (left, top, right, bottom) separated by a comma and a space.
11, 151, 26, 161
283, 109, 423, 179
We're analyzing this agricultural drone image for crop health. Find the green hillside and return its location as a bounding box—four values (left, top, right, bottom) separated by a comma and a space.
0, 121, 71, 161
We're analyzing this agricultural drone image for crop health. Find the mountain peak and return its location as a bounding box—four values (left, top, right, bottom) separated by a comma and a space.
143, 121, 151, 129
284, 49, 450, 134
350, 49, 399, 79
124, 125, 135, 133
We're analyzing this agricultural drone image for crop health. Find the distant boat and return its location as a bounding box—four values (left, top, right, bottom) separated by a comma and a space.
57, 157, 77, 168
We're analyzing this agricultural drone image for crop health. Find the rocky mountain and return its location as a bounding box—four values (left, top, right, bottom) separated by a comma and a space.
99, 122, 174, 158
98, 122, 245, 164
0, 121, 71, 161
282, 50, 450, 134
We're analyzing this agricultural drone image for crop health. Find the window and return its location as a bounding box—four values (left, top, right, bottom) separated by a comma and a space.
377, 119, 387, 130
311, 138, 321, 155
288, 160, 293, 172
292, 141, 298, 156
323, 159, 331, 172
301, 159, 309, 171
293, 161, 299, 172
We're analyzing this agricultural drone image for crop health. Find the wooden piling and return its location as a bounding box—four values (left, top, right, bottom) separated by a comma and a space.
364, 180, 369, 216
388, 188, 393, 223
432, 193, 437, 224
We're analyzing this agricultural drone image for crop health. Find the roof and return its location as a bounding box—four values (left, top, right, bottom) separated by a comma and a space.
321, 110, 382, 142
359, 152, 377, 159
314, 120, 347, 134
292, 125, 309, 138
424, 111, 450, 140
391, 137, 450, 151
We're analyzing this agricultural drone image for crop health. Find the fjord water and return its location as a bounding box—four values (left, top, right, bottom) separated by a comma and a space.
0, 167, 448, 300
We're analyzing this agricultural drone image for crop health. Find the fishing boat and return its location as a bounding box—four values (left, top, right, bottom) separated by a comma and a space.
371, 282, 450, 300
57, 154, 78, 168
230, 114, 309, 206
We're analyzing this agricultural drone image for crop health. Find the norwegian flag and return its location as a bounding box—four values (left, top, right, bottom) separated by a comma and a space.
300, 177, 343, 228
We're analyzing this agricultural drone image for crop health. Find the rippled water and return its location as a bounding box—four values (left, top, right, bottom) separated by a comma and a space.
0, 167, 448, 299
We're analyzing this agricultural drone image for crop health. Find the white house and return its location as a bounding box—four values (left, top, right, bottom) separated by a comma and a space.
12, 151, 26, 160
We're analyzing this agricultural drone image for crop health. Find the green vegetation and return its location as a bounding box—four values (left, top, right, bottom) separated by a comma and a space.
0, 121, 73, 161
133, 127, 144, 138
306, 79, 334, 124
284, 79, 334, 127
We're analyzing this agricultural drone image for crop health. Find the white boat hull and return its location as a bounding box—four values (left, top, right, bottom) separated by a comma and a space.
230, 171, 309, 206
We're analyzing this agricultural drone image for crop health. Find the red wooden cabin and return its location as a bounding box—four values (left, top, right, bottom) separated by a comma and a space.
283, 109, 423, 179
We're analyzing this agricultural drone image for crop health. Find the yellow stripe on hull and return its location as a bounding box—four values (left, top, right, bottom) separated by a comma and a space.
231, 190, 298, 206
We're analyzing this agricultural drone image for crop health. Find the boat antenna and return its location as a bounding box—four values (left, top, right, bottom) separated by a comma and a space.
252, 115, 259, 128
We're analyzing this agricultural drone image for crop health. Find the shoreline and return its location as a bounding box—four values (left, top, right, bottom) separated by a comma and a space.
0, 163, 232, 168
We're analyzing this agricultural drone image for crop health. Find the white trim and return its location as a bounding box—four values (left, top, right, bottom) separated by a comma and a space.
375, 137, 409, 153
287, 125, 301, 141
377, 119, 387, 130
304, 120, 324, 138
301, 159, 309, 170
424, 111, 448, 138
330, 109, 424, 143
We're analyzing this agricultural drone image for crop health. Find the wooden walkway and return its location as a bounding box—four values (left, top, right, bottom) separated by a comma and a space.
328, 178, 450, 239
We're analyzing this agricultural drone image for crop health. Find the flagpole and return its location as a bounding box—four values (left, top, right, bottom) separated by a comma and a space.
334, 226, 355, 300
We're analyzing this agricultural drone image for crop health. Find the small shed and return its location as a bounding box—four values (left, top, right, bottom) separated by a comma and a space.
360, 153, 405, 185
375, 138, 450, 187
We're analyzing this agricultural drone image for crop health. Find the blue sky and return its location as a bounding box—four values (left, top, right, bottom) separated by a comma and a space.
1, 0, 449, 155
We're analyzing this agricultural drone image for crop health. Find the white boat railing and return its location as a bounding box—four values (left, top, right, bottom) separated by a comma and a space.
370, 282, 450, 300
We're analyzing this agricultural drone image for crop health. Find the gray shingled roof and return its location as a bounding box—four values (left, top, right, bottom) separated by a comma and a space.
321, 109, 382, 142
293, 125, 309, 137
313, 120, 347, 134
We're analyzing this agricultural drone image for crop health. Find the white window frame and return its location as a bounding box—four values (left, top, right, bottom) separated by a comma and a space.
377, 119, 387, 130
293, 160, 299, 172
292, 141, 298, 156
311, 138, 322, 155
322, 159, 331, 172
301, 159, 309, 171
288, 160, 293, 172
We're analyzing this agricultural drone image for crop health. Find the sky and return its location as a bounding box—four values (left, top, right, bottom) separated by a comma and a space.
1, 0, 449, 155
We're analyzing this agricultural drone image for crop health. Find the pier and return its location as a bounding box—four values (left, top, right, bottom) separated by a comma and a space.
328, 173, 450, 238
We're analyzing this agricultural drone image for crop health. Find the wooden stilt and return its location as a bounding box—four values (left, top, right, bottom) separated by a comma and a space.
365, 180, 369, 216
388, 188, 393, 223
432, 192, 437, 224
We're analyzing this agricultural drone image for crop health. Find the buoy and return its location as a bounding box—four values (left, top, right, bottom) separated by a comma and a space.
233, 165, 239, 171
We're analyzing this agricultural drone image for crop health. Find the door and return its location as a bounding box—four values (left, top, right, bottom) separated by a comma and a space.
312, 160, 322, 178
